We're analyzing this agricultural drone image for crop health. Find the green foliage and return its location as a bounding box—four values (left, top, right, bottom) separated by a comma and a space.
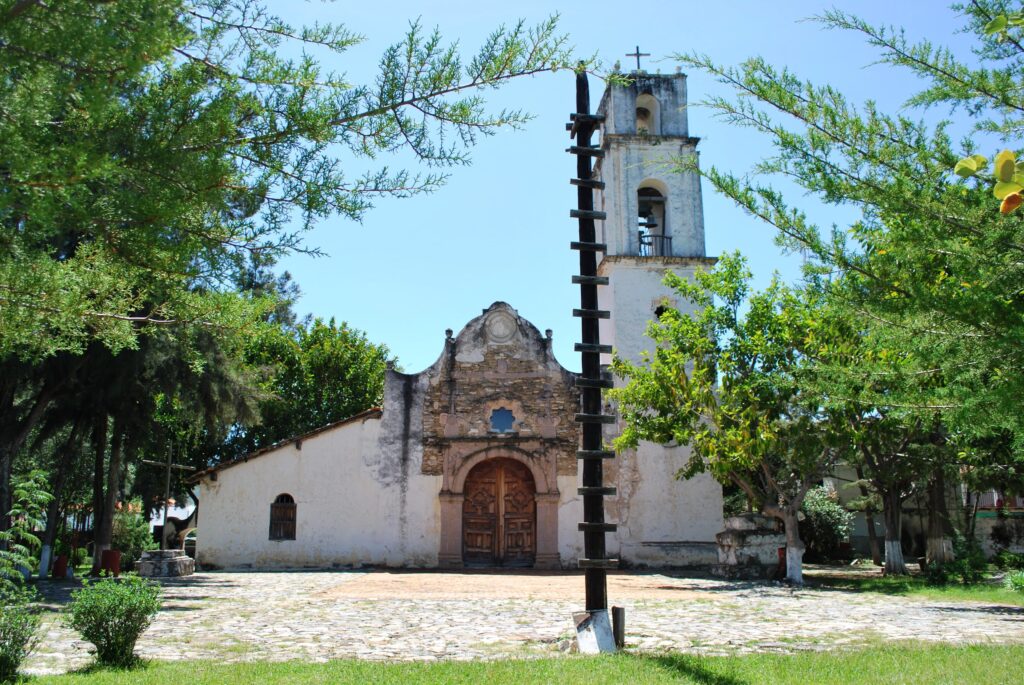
993, 549, 1024, 570
1005, 570, 1024, 593
925, 536, 988, 586
66, 575, 162, 667
610, 253, 856, 583
799, 487, 853, 561
226, 318, 391, 455
0, 1, 588, 360
0, 471, 51, 591
673, 3, 1024, 450
611, 253, 843, 484
112, 503, 158, 572
0, 585, 40, 684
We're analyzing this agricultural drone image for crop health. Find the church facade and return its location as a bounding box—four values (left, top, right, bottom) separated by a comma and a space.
192, 73, 725, 570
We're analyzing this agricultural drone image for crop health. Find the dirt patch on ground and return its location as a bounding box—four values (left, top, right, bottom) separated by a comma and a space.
316, 570, 719, 601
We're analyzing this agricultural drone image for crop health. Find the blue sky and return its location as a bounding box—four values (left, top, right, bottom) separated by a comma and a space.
273, 2, 975, 373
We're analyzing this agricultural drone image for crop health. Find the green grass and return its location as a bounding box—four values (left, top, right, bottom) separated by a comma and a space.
808, 573, 1024, 606
25, 643, 1024, 684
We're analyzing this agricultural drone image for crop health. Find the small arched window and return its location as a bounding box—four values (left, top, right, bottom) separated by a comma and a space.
269, 493, 296, 541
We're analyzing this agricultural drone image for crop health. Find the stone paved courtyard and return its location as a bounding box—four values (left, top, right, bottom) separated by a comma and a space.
24, 568, 1024, 675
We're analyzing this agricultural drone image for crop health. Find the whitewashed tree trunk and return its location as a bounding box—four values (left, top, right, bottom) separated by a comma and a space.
781, 509, 805, 585
882, 490, 908, 575
38, 544, 52, 580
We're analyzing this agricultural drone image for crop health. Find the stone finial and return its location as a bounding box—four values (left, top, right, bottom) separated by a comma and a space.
445, 328, 453, 340
545, 329, 553, 340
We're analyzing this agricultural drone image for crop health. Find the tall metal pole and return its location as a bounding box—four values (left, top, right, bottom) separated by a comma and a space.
567, 68, 617, 612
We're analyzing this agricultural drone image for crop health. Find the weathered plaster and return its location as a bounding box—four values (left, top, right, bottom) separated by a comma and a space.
197, 412, 442, 570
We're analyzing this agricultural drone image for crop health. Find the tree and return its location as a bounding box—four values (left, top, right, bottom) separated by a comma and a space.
226, 318, 391, 457
611, 254, 849, 584
0, 0, 591, 530
0, 1, 587, 358
673, 2, 1024, 450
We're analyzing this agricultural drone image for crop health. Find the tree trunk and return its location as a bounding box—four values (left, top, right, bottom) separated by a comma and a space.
855, 466, 882, 566
780, 507, 805, 585
38, 426, 82, 578
93, 425, 123, 571
90, 419, 108, 573
882, 488, 908, 575
926, 466, 955, 566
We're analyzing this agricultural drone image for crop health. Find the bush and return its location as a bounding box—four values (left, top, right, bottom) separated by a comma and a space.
925, 536, 988, 585
111, 502, 157, 572
993, 549, 1024, 571
71, 547, 89, 569
800, 486, 854, 561
1005, 570, 1024, 594
0, 585, 41, 684
66, 575, 162, 667
0, 471, 51, 592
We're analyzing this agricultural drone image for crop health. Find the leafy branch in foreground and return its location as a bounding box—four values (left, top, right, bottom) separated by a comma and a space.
671, 2, 1024, 444
0, 1, 592, 358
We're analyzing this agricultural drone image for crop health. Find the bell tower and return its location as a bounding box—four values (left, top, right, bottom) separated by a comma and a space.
593, 71, 715, 366
590, 69, 724, 567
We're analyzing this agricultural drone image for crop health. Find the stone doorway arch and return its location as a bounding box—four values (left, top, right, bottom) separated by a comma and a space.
462, 458, 536, 567
438, 448, 560, 569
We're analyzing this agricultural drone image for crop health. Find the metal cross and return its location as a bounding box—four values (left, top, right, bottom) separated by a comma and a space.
626, 45, 650, 72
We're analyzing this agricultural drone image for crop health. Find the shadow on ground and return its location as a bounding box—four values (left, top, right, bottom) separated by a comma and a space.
628, 653, 751, 685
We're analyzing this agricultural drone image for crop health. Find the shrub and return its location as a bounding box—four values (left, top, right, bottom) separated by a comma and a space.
66, 575, 162, 667
1005, 570, 1024, 594
926, 536, 988, 585
0, 471, 51, 592
800, 486, 854, 561
112, 502, 157, 571
0, 585, 41, 684
993, 549, 1024, 571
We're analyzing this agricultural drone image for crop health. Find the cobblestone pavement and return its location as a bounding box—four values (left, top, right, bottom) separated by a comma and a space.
24, 568, 1024, 675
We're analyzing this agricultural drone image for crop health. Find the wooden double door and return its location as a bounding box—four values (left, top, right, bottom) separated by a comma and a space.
462, 458, 536, 567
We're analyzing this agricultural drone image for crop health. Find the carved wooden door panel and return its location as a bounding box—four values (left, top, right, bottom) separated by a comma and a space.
462, 459, 535, 567
501, 460, 536, 567
462, 461, 498, 566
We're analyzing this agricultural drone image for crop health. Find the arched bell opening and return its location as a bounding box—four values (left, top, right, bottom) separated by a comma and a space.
637, 183, 669, 256
636, 92, 661, 135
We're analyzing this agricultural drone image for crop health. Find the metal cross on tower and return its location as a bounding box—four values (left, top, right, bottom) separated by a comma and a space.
626, 45, 650, 72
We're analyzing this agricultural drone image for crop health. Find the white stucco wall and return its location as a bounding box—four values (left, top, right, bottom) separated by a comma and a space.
609, 443, 722, 566
597, 258, 707, 367
197, 414, 442, 569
